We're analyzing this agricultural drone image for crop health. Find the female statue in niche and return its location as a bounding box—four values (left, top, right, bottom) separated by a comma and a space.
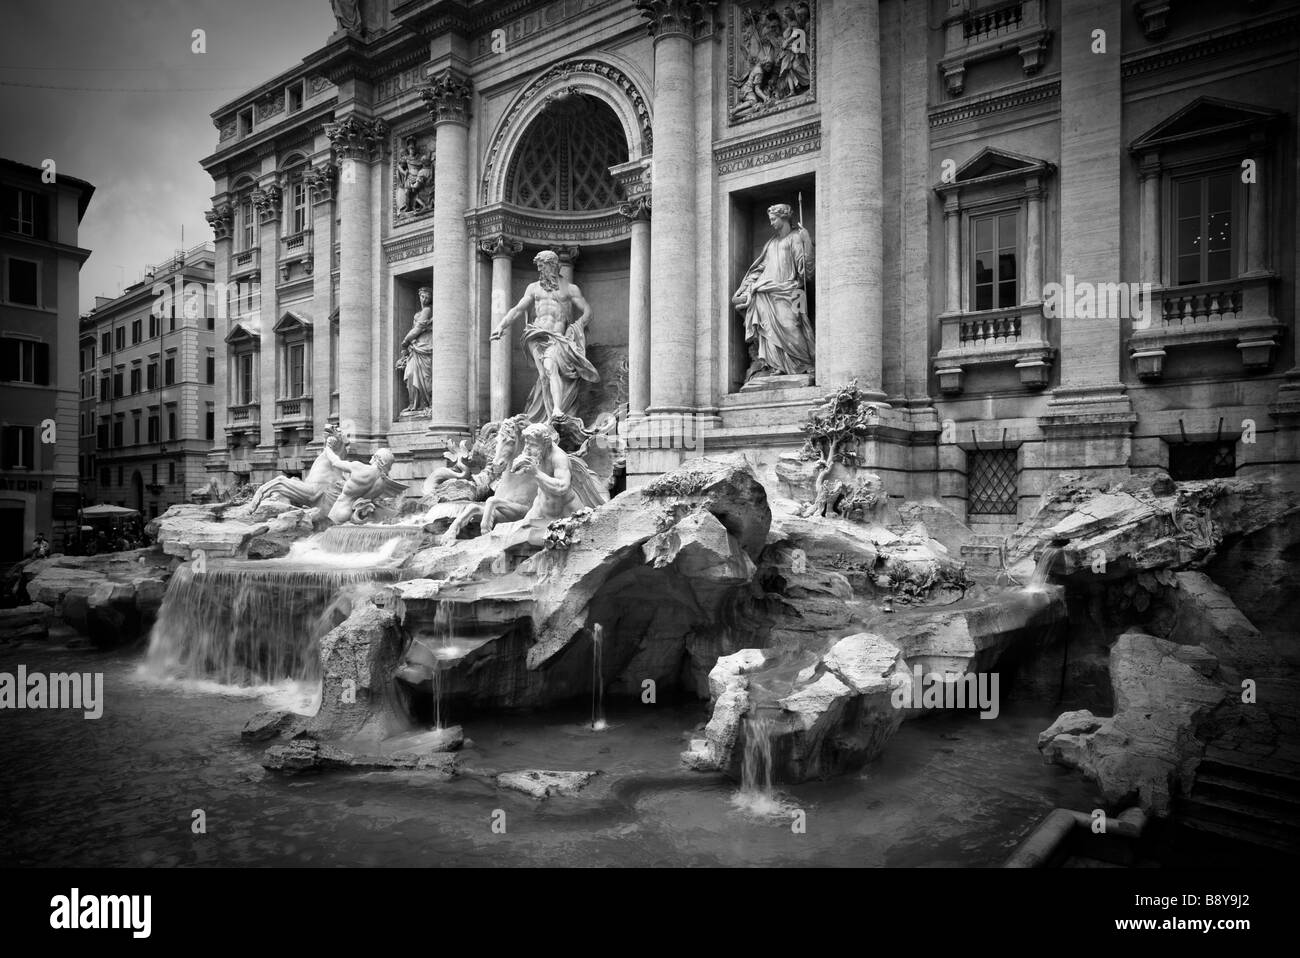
732, 202, 815, 379
396, 286, 433, 415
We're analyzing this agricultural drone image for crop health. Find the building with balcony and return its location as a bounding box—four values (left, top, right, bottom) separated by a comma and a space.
79, 243, 217, 519
0, 157, 94, 560
200, 0, 1299, 543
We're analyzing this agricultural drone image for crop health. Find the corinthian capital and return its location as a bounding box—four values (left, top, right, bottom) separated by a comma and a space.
251, 185, 282, 224
479, 234, 523, 259
205, 204, 234, 241
635, 0, 717, 40
303, 163, 338, 204
325, 115, 388, 163
422, 69, 472, 126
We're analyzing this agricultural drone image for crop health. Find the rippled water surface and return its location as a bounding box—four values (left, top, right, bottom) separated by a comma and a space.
0, 642, 1099, 867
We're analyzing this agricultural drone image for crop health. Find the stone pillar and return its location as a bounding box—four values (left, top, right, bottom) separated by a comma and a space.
204, 202, 233, 475
480, 234, 522, 422
620, 196, 652, 417
1244, 135, 1268, 277
326, 115, 385, 449
422, 70, 473, 442
820, 0, 884, 399
1024, 175, 1043, 304
252, 180, 282, 453
943, 195, 961, 314
304, 160, 337, 442
1137, 153, 1160, 285
639, 0, 708, 416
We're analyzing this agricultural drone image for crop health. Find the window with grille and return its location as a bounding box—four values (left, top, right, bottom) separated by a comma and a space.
506, 97, 626, 212
1168, 441, 1235, 481
968, 449, 1018, 515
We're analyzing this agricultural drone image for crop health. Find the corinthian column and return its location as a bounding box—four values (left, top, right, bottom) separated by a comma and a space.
820, 0, 884, 400
637, 0, 711, 416
421, 69, 473, 441
619, 196, 652, 417
326, 114, 385, 447
480, 234, 522, 421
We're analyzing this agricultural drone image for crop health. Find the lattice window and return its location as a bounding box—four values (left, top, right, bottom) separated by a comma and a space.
968, 449, 1018, 515
507, 98, 626, 212
1168, 441, 1235, 481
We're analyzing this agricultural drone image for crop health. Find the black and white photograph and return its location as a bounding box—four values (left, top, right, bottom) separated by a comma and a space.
0, 0, 1294, 930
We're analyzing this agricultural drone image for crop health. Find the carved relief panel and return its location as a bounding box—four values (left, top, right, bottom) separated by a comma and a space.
391, 130, 435, 223
727, 0, 816, 125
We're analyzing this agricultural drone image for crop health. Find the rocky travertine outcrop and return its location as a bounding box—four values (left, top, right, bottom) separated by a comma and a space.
496, 770, 599, 799
23, 552, 172, 646
1008, 473, 1300, 579
0, 602, 52, 641
1039, 632, 1227, 816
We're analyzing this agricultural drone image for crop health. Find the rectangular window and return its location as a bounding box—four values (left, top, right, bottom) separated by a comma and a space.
0, 425, 35, 469
968, 449, 1018, 516
133, 415, 141, 445
9, 188, 36, 236
168, 462, 176, 484
130, 367, 141, 393
164, 356, 175, 385
151, 463, 158, 485
1174, 171, 1235, 286
970, 211, 1018, 312
238, 353, 254, 405
113, 371, 124, 398
97, 419, 108, 449
168, 409, 176, 440
206, 409, 215, 440
238, 107, 253, 136
99, 466, 110, 488
115, 327, 125, 350
112, 420, 123, 448
286, 81, 304, 114
240, 198, 255, 252
206, 354, 215, 384
147, 415, 159, 443
7, 258, 38, 306
149, 315, 158, 338
147, 363, 158, 389
131, 319, 142, 344
100, 375, 110, 401
288, 342, 305, 398
207, 316, 215, 331
0, 339, 49, 384
290, 181, 307, 235
101, 332, 112, 355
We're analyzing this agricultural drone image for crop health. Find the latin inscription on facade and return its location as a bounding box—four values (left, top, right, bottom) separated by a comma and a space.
474, 0, 610, 58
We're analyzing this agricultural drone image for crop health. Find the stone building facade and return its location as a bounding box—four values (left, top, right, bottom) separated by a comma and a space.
201, 0, 1300, 537
79, 244, 217, 518
0, 157, 94, 560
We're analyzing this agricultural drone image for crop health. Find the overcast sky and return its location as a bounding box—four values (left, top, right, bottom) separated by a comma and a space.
0, 0, 338, 312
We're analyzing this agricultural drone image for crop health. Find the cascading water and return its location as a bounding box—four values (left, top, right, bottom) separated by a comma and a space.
315, 524, 426, 554
1026, 545, 1062, 592
590, 623, 606, 731
732, 712, 787, 817
144, 539, 403, 687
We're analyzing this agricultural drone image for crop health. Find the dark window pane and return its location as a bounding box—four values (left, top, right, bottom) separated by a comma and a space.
998, 251, 1017, 282
1207, 174, 1232, 213
1206, 211, 1231, 253
998, 279, 1017, 306
974, 217, 993, 252
8, 259, 37, 305
1176, 218, 1201, 258
1177, 253, 1201, 286
1176, 178, 1200, 217
1207, 250, 1232, 283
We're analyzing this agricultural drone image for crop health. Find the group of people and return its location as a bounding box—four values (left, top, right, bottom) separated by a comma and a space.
29, 520, 151, 559
733, 2, 812, 117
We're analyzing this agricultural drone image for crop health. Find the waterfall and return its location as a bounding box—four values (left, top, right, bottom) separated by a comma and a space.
144, 558, 398, 686
590, 623, 606, 731
740, 713, 774, 799
314, 524, 425, 554
1026, 545, 1062, 591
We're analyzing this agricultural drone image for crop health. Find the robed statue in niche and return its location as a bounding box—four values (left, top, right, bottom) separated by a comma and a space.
396, 286, 433, 415
732, 202, 815, 380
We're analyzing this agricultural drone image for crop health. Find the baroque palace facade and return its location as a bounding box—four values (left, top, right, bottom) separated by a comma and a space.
202, 0, 1300, 537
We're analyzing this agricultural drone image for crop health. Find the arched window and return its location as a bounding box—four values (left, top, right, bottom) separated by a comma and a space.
506, 95, 627, 213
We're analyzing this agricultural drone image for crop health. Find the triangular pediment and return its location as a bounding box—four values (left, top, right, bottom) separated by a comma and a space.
1132, 97, 1282, 152
956, 147, 1046, 181
225, 322, 259, 344
273, 309, 312, 334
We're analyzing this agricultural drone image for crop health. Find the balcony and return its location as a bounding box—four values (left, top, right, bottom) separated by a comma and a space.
278, 231, 314, 282
933, 304, 1055, 394
230, 247, 260, 282
227, 403, 260, 434
1127, 275, 1283, 380
273, 396, 312, 428
940, 0, 1050, 97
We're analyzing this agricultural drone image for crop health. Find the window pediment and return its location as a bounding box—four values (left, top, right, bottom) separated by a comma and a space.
225, 322, 260, 345
273, 309, 312, 335
1130, 97, 1283, 155
935, 148, 1053, 196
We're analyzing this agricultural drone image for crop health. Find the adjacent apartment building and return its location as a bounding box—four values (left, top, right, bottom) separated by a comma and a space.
79, 243, 217, 519
0, 157, 94, 561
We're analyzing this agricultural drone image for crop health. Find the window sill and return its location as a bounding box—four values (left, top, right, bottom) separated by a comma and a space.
932, 304, 1055, 394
